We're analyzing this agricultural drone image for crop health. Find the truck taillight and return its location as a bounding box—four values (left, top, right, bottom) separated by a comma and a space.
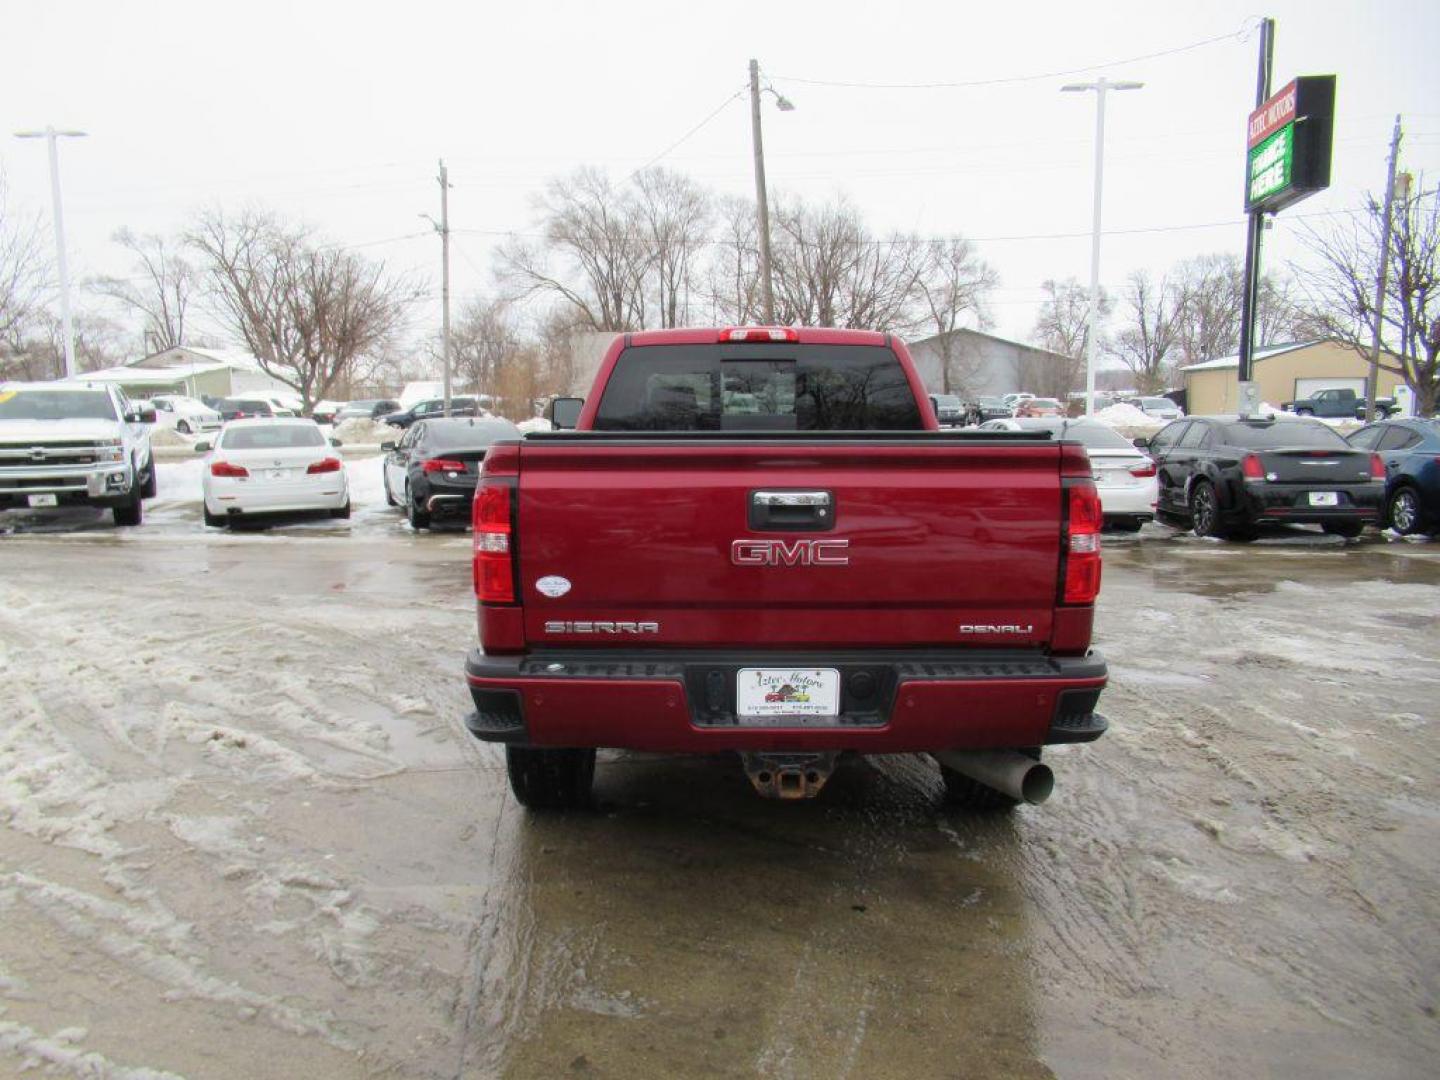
718, 326, 799, 343
1242, 453, 1265, 480
210, 461, 249, 477
473, 483, 515, 603
306, 457, 342, 474
1063, 482, 1103, 605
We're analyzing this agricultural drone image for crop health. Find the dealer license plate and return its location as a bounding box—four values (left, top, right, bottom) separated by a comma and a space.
737, 668, 841, 718
1308, 491, 1339, 507
27, 493, 58, 507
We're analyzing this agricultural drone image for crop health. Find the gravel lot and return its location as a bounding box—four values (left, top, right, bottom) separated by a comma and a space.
1, 459, 1437, 1078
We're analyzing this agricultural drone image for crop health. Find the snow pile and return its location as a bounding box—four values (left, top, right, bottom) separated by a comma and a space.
331, 417, 397, 445
1093, 403, 1164, 429
517, 417, 553, 434
148, 427, 194, 448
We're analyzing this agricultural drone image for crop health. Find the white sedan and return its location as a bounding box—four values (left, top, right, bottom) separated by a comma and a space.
199, 418, 349, 527
979, 417, 1158, 531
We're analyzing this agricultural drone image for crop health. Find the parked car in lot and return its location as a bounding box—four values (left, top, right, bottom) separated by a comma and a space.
1128, 396, 1185, 421
197, 418, 349, 527
464, 326, 1109, 812
980, 417, 1156, 530
1143, 415, 1384, 540
1002, 392, 1035, 410
1346, 418, 1440, 534
381, 416, 520, 529
150, 394, 222, 436
963, 395, 1013, 426
928, 393, 965, 427
335, 399, 402, 423
214, 398, 275, 422
381, 396, 483, 430
309, 400, 343, 424
1015, 397, 1063, 418
1284, 386, 1396, 420
0, 382, 155, 526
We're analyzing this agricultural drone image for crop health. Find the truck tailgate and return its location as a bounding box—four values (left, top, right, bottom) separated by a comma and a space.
515, 437, 1065, 649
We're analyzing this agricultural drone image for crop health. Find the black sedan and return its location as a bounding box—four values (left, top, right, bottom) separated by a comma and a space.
381, 416, 521, 530
380, 396, 482, 430
1143, 415, 1384, 540
214, 398, 275, 421
1347, 417, 1440, 535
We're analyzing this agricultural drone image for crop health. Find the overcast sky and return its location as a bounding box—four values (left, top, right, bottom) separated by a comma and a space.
3, 0, 1437, 356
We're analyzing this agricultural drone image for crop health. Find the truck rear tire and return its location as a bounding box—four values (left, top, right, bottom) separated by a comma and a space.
506, 747, 595, 810
939, 749, 1040, 811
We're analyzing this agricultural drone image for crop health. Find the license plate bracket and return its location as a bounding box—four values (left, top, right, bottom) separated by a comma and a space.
737, 668, 841, 718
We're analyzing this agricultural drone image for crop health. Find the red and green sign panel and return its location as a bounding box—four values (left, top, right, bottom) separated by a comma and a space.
1244, 76, 1335, 214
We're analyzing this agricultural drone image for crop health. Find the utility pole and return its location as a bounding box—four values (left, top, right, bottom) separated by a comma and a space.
1236, 17, 1275, 418
438, 160, 452, 414
1061, 77, 1143, 415
1365, 115, 1403, 420
14, 126, 87, 379
749, 59, 777, 325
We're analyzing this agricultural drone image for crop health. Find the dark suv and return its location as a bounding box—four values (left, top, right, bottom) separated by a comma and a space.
1145, 415, 1384, 540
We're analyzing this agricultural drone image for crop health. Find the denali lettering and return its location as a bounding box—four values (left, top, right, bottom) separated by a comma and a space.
958, 624, 1035, 635
544, 620, 660, 635
731, 539, 850, 567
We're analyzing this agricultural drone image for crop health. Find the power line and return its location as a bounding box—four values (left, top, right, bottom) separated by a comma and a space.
624, 87, 748, 180
770, 25, 1253, 90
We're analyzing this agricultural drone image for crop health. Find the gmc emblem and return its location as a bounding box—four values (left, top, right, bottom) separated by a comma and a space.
731, 538, 850, 567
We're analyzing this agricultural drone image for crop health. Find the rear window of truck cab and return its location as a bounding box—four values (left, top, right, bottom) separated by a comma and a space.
592, 344, 924, 431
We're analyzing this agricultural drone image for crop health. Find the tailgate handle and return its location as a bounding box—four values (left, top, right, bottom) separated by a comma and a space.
749, 490, 834, 532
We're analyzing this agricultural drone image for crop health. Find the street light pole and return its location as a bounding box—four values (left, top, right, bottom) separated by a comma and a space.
748, 61, 794, 326
422, 161, 452, 414
15, 126, 87, 380
1061, 78, 1142, 416
749, 59, 776, 325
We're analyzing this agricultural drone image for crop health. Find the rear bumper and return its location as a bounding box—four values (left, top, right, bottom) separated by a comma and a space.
1235, 481, 1383, 524
464, 647, 1108, 753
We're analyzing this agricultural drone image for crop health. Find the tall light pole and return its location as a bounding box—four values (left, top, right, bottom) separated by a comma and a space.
748, 59, 794, 325
421, 159, 452, 414
1061, 78, 1142, 415
14, 126, 87, 379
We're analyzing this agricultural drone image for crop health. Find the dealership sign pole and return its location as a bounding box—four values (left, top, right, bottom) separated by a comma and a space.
1235, 18, 1335, 416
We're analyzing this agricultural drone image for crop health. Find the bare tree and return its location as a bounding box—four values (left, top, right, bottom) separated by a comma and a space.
188, 208, 423, 411
91, 229, 197, 353
1031, 277, 1113, 398
449, 295, 520, 396
769, 197, 931, 332
914, 238, 997, 395
498, 168, 651, 332
1299, 182, 1440, 414
0, 172, 50, 377
704, 195, 764, 325
1110, 270, 1184, 394
1170, 254, 1309, 366
633, 168, 710, 329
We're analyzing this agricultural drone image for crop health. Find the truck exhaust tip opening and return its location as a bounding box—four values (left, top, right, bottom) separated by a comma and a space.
933, 750, 1055, 805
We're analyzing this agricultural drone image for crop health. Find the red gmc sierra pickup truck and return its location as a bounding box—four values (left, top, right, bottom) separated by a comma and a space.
463, 327, 1108, 810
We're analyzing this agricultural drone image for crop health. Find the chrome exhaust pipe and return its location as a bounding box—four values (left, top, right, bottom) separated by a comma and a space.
426, 494, 466, 511
932, 750, 1054, 805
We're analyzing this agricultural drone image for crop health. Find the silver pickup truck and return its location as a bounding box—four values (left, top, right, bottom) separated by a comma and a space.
0, 382, 156, 526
